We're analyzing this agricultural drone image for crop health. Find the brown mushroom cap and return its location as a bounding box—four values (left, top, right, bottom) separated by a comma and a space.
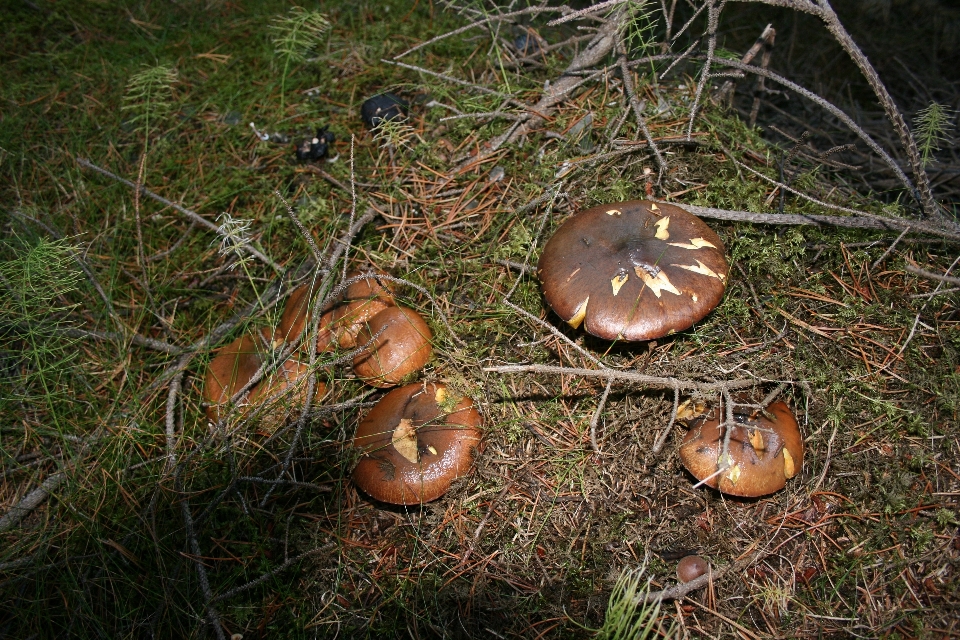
679, 401, 803, 497
537, 200, 729, 341
352, 382, 482, 504
203, 332, 268, 422
246, 359, 327, 429
203, 329, 325, 427
344, 269, 396, 305
327, 298, 391, 349
278, 282, 318, 344
677, 555, 710, 583
353, 306, 432, 387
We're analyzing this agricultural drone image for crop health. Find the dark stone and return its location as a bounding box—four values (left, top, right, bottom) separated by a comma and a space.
360, 93, 407, 129
295, 127, 336, 162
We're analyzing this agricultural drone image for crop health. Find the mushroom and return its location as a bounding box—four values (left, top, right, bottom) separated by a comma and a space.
278, 281, 319, 345
677, 555, 710, 583
537, 200, 729, 341
203, 329, 325, 428
353, 306, 432, 387
343, 269, 396, 305
278, 271, 396, 348
679, 401, 803, 497
352, 382, 482, 505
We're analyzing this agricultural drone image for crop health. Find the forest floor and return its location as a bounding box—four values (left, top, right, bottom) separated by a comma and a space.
1, 0, 959, 638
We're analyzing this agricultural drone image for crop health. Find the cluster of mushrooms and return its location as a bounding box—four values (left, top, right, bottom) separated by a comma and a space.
537, 199, 805, 583
203, 269, 482, 506
537, 200, 804, 499
203, 198, 803, 524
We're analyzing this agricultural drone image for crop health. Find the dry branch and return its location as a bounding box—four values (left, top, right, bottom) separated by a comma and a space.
484, 363, 754, 393
76, 157, 283, 272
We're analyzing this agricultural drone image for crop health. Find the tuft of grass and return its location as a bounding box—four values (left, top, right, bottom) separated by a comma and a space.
269, 7, 330, 111
913, 101, 953, 167
0, 232, 83, 425
121, 64, 178, 158
593, 566, 674, 639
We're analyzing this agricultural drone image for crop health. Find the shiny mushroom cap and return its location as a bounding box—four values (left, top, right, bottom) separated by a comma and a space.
352, 382, 482, 505
203, 329, 325, 428
344, 269, 396, 305
203, 333, 265, 422
317, 298, 391, 351
537, 200, 729, 341
353, 306, 432, 387
677, 555, 710, 583
278, 281, 320, 345
679, 401, 803, 497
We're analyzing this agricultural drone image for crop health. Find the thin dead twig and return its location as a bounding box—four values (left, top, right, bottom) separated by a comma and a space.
393, 5, 559, 60
674, 202, 960, 241
76, 157, 283, 272
905, 264, 960, 287
484, 363, 753, 393
618, 53, 667, 175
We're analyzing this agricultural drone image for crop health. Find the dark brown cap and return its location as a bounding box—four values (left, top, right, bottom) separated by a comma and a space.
353, 306, 432, 387
352, 382, 482, 505
537, 200, 729, 341
679, 401, 803, 497
278, 281, 318, 345
203, 329, 325, 428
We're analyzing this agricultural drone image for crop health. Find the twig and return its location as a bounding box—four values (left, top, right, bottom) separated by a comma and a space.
673, 202, 960, 241
618, 53, 667, 175
589, 380, 614, 453
501, 299, 604, 368
710, 58, 921, 209
716, 146, 954, 238
176, 486, 227, 640
210, 543, 337, 603
484, 363, 752, 393
393, 5, 560, 59
651, 384, 681, 454
870, 226, 910, 270
905, 264, 960, 286
62, 327, 181, 354
165, 370, 184, 473
546, 0, 627, 25
76, 157, 283, 272
0, 472, 65, 533
686, 0, 724, 140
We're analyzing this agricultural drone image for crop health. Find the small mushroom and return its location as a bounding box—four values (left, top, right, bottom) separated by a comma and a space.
537, 200, 729, 341
677, 555, 710, 583
203, 329, 325, 428
352, 382, 482, 505
679, 401, 803, 497
353, 306, 432, 387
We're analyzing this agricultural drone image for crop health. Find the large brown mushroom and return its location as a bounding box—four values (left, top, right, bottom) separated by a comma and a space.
203, 329, 325, 428
353, 306, 432, 387
352, 382, 482, 505
277, 270, 396, 349
679, 401, 803, 497
537, 200, 729, 341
